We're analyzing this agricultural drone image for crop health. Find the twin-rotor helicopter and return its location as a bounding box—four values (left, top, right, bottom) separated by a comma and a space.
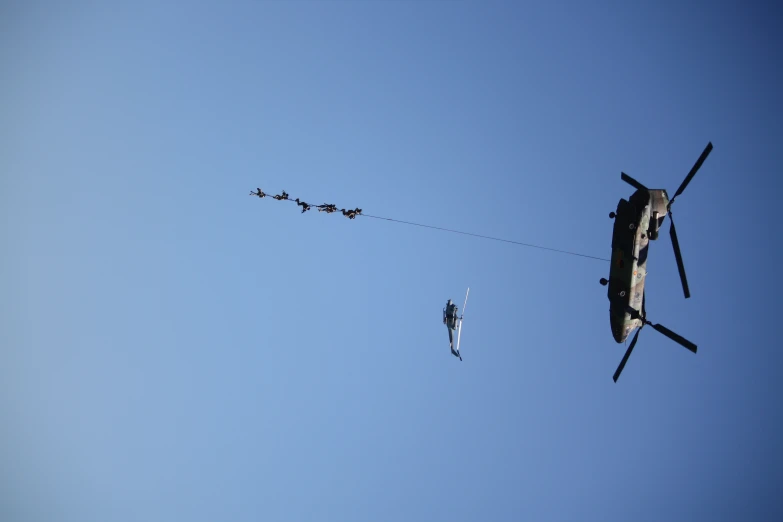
600, 142, 713, 381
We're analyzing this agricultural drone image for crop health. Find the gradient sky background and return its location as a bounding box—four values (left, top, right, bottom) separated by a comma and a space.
3, 2, 782, 521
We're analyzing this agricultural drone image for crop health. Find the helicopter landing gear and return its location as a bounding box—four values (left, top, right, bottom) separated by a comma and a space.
629, 223, 635, 230
600, 278, 608, 286
609, 212, 616, 219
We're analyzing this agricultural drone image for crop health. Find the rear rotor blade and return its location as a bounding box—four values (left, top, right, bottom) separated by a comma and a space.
669, 216, 691, 298
613, 328, 641, 382
671, 142, 713, 203
650, 323, 698, 353
621, 172, 648, 192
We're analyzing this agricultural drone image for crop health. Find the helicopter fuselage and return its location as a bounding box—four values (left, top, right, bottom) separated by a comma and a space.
603, 142, 711, 380
607, 188, 670, 343
443, 301, 459, 330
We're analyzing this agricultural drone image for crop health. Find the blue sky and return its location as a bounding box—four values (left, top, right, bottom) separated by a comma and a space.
2, 1, 782, 521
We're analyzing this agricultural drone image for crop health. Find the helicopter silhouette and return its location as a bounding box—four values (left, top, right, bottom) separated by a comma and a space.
443, 288, 469, 361
600, 142, 712, 382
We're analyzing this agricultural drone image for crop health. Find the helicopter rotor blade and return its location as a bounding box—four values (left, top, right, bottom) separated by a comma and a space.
455, 288, 469, 356
669, 215, 691, 299
621, 172, 648, 192
671, 142, 713, 205
613, 328, 642, 382
649, 322, 698, 354
456, 317, 463, 354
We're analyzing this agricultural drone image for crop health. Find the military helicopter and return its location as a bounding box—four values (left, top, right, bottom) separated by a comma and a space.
443, 287, 469, 361
599, 142, 712, 382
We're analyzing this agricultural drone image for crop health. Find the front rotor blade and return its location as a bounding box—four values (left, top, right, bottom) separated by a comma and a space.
613, 328, 641, 382
669, 217, 691, 299
621, 172, 647, 192
650, 323, 698, 353
672, 142, 713, 202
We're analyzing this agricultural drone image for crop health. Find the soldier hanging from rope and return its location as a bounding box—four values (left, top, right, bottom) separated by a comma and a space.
341, 207, 362, 219
295, 198, 312, 213
273, 190, 289, 201
250, 188, 266, 198
318, 203, 338, 214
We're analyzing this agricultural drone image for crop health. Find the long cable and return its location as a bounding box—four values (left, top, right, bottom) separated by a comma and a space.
250, 190, 609, 262
359, 213, 609, 262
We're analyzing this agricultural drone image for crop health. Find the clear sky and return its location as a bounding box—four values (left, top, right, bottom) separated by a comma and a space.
3, 1, 782, 521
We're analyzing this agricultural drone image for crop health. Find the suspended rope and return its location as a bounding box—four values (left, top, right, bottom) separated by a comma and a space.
250, 188, 609, 262
359, 213, 609, 262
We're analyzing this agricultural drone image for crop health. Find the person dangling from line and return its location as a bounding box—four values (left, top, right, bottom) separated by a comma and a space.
250, 188, 266, 198
341, 207, 362, 219
273, 190, 289, 201
295, 198, 311, 213
318, 203, 338, 214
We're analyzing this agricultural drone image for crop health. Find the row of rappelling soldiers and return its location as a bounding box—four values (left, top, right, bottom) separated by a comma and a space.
250, 188, 362, 219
